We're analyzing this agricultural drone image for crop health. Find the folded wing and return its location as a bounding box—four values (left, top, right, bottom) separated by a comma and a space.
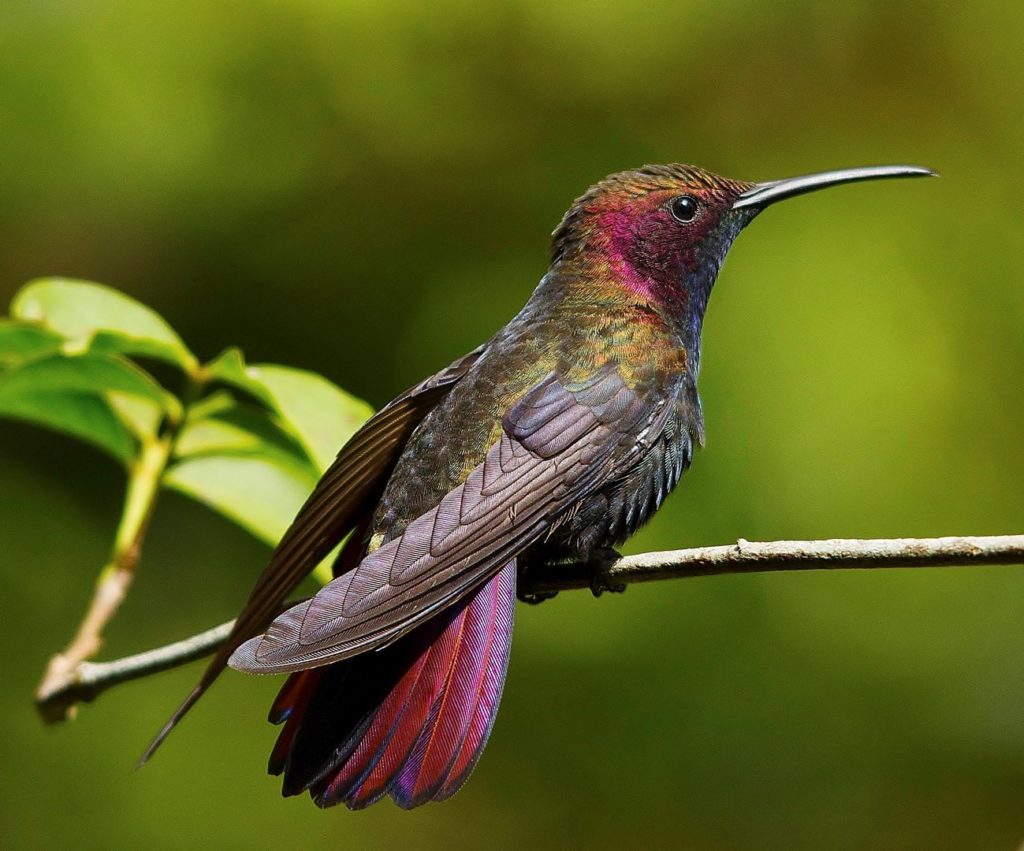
231, 365, 650, 675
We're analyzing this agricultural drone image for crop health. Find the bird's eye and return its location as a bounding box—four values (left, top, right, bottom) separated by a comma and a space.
670, 195, 699, 223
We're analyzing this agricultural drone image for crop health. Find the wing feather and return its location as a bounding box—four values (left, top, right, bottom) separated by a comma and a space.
231, 366, 651, 675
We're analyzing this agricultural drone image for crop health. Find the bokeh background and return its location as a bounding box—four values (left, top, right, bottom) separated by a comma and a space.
1, 1, 1022, 848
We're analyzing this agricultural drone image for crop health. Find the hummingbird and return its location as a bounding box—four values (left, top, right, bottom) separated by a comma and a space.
141, 162, 933, 808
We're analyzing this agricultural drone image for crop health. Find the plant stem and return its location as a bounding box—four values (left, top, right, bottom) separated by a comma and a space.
35, 379, 202, 722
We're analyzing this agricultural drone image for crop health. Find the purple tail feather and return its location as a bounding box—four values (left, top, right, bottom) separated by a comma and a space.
268, 562, 516, 809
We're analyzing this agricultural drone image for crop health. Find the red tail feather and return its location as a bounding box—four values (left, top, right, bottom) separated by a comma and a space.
268, 562, 516, 809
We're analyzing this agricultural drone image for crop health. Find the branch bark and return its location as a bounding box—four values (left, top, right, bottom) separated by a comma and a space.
35, 533, 1024, 723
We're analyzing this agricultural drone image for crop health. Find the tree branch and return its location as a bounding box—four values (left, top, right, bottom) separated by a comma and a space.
36, 620, 236, 722
523, 533, 1024, 593
35, 533, 1024, 723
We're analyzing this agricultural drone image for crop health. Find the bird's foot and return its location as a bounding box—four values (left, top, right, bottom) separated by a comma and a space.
520, 557, 561, 606
588, 548, 626, 598
517, 589, 559, 605
516, 548, 625, 602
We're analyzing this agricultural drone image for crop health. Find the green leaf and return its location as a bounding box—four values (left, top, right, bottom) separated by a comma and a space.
108, 393, 165, 439
164, 453, 319, 546
245, 364, 372, 470
203, 348, 275, 408
205, 348, 372, 470
0, 390, 134, 463
0, 352, 178, 446
175, 411, 307, 466
175, 400, 311, 464
182, 389, 239, 422
11, 278, 198, 372
0, 320, 63, 367
0, 353, 174, 410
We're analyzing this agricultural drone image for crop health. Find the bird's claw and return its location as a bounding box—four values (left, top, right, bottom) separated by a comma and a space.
589, 549, 626, 598
517, 590, 559, 605
589, 578, 627, 598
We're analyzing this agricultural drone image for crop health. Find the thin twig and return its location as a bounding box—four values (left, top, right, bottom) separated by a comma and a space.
36, 620, 236, 722
34, 533, 1024, 723
525, 533, 1024, 593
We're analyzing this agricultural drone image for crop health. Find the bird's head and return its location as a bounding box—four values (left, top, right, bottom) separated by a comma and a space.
551, 162, 934, 340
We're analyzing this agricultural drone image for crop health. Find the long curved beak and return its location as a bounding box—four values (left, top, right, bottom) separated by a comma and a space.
733, 165, 936, 210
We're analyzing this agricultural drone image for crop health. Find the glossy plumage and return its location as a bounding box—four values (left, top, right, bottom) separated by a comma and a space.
142, 162, 934, 808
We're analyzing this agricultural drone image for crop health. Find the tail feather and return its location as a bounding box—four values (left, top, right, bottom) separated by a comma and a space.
435, 579, 514, 801
269, 669, 318, 726
323, 647, 434, 808
268, 670, 321, 775
269, 561, 516, 809
390, 569, 514, 806
331, 613, 465, 808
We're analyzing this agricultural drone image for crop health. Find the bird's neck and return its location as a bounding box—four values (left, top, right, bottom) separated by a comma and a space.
545, 253, 713, 377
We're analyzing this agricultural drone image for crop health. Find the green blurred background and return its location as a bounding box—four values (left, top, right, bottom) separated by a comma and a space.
1, 1, 1022, 848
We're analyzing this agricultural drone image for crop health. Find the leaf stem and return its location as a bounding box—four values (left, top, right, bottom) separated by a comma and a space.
35, 377, 201, 722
